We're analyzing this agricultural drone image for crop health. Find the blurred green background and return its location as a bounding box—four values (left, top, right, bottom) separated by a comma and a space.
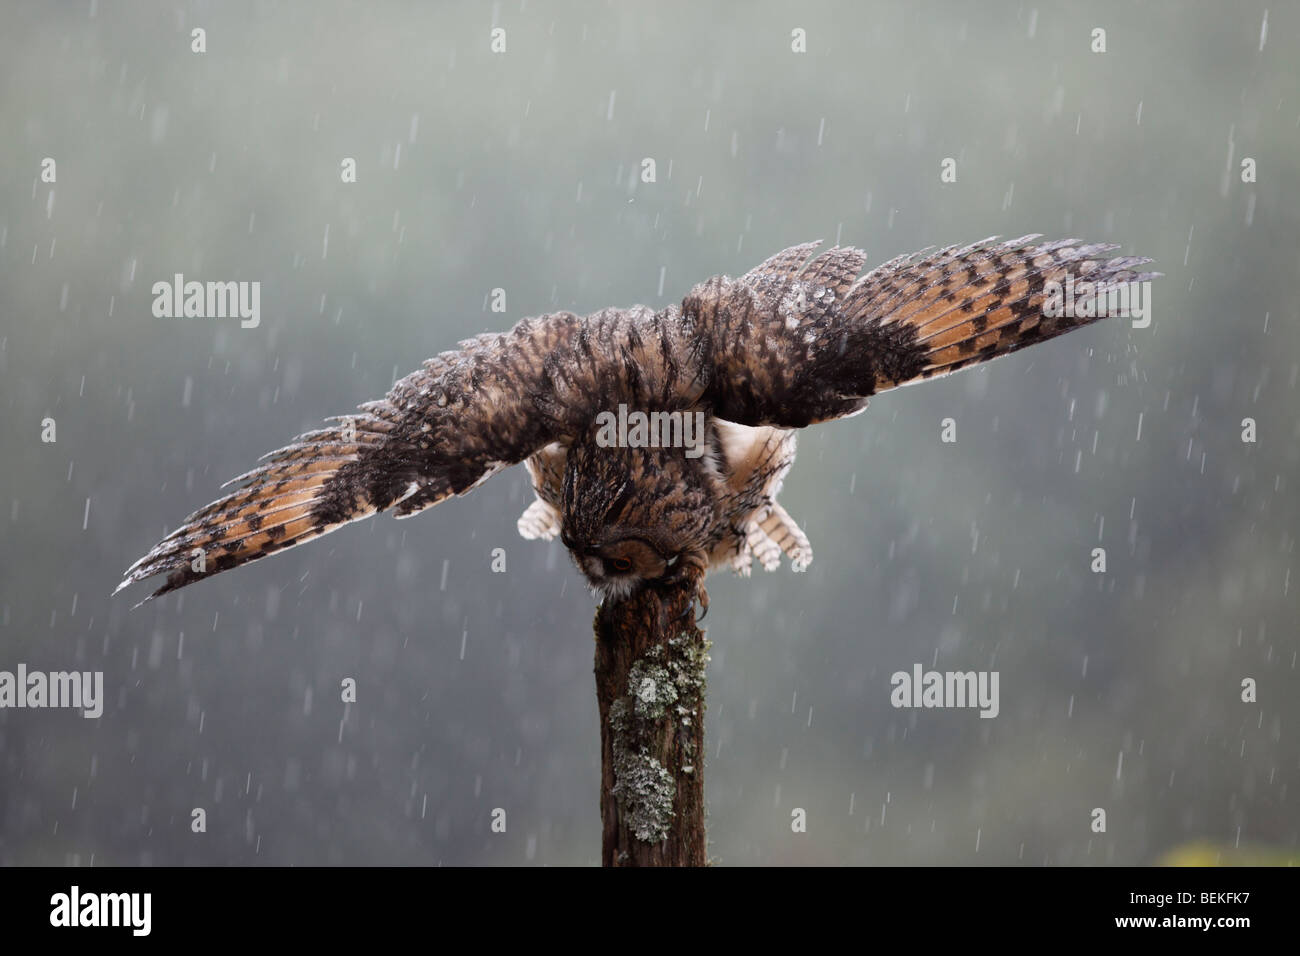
0, 1, 1296, 865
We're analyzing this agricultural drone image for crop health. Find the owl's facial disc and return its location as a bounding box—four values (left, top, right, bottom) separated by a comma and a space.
560, 531, 673, 593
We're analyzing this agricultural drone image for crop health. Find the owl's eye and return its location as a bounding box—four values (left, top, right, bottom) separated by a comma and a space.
609, 556, 633, 574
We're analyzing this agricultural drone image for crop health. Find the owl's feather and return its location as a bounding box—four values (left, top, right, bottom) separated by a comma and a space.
693, 235, 1158, 426
115, 413, 402, 601
117, 236, 1155, 602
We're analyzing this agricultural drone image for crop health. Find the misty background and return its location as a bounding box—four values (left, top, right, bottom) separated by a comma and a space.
1, 1, 1296, 865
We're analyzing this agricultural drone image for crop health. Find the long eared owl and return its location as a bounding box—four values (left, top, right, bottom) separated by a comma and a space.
117, 237, 1157, 607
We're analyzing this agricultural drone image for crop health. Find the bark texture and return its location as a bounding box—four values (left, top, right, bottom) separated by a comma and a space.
594, 580, 709, 867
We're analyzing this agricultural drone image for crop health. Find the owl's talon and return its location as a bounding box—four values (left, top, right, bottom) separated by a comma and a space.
661, 551, 709, 625
667, 581, 708, 624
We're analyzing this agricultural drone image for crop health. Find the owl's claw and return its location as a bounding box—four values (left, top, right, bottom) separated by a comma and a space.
664, 551, 709, 625
669, 583, 707, 625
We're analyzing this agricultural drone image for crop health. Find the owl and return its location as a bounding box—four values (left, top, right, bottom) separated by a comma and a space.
117, 236, 1156, 608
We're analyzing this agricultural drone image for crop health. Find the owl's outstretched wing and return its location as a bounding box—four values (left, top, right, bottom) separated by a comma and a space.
688, 236, 1159, 428
116, 305, 701, 602
118, 236, 1156, 602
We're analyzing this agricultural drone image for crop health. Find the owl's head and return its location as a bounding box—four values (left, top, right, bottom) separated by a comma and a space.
560, 430, 719, 601
560, 527, 679, 602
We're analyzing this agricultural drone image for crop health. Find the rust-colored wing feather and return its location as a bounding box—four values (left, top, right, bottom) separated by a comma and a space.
115, 314, 566, 601
111, 312, 525, 598
687, 235, 1158, 428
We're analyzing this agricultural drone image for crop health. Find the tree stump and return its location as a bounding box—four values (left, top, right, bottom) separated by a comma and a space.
593, 579, 709, 866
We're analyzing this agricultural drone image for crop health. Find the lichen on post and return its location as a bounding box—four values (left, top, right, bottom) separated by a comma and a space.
594, 578, 709, 866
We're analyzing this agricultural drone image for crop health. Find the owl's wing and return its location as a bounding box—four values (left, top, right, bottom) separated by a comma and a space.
688, 236, 1159, 428
116, 307, 673, 603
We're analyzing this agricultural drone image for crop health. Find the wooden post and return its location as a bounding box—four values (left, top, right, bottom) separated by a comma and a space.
593, 579, 709, 866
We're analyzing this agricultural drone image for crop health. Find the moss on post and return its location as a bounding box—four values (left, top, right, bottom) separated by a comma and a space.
594, 579, 709, 866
